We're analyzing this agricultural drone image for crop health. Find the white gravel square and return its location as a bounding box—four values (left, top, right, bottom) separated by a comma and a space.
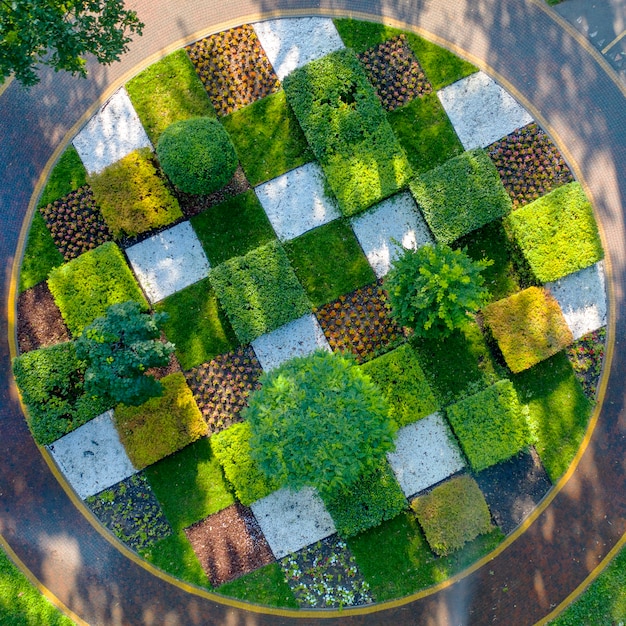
72, 87, 152, 175
252, 314, 331, 372
47, 411, 138, 500
387, 412, 466, 498
254, 162, 341, 241
251, 486, 337, 559
253, 17, 345, 81
545, 261, 607, 340
350, 192, 434, 278
437, 71, 533, 150
125, 221, 210, 304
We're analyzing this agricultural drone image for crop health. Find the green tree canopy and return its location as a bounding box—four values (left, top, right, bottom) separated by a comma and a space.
246, 350, 396, 497
0, 0, 143, 86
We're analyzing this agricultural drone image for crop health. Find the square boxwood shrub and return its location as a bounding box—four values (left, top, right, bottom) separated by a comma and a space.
360, 343, 438, 427
190, 190, 277, 266
411, 474, 493, 556
210, 421, 280, 506
483, 286, 573, 374
322, 461, 407, 538
155, 277, 238, 371
446, 379, 532, 472
284, 220, 376, 308
12, 341, 111, 445
209, 241, 311, 344
504, 182, 603, 283
283, 48, 412, 216
221, 90, 314, 186
114, 372, 208, 470
47, 242, 148, 336
410, 149, 512, 244
88, 148, 183, 239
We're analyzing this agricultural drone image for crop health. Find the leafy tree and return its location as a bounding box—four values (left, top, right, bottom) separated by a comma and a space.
384, 243, 492, 339
246, 350, 396, 497
75, 301, 174, 407
0, 0, 143, 87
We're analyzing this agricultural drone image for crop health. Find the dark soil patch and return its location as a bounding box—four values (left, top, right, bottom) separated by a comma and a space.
474, 447, 552, 535
185, 503, 274, 586
39, 186, 113, 260
487, 123, 574, 209
186, 25, 281, 116
358, 34, 432, 112
315, 280, 407, 363
566, 326, 606, 399
17, 282, 70, 353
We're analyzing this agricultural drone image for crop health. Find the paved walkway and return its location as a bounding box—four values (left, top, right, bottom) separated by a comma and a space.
0, 0, 625, 624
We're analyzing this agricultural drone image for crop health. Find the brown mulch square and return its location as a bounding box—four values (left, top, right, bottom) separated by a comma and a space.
185, 503, 274, 586
17, 282, 70, 353
186, 25, 281, 116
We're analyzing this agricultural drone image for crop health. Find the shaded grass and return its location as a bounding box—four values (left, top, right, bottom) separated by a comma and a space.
19, 211, 63, 293
37, 146, 87, 208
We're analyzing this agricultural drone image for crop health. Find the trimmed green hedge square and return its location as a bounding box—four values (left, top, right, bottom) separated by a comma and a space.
47, 242, 148, 336
504, 182, 603, 283
156, 277, 238, 370
483, 286, 573, 373
411, 475, 493, 556
446, 379, 532, 471
209, 241, 311, 344
410, 149, 512, 244
114, 372, 208, 470
190, 191, 277, 266
360, 343, 438, 427
284, 220, 375, 307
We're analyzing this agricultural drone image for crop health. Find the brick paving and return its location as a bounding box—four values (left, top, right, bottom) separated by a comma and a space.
0, 1, 625, 624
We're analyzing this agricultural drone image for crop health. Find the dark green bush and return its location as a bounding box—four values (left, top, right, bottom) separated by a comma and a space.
156, 117, 238, 195
446, 379, 532, 471
12, 341, 111, 445
410, 149, 512, 244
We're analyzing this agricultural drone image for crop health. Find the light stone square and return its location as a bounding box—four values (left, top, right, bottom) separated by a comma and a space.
125, 221, 210, 304
387, 412, 466, 498
47, 411, 138, 500
437, 71, 533, 150
253, 17, 345, 80
350, 191, 434, 278
545, 261, 607, 340
72, 87, 152, 175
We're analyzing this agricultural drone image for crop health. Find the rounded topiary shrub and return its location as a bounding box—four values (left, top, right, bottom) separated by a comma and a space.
156, 117, 238, 195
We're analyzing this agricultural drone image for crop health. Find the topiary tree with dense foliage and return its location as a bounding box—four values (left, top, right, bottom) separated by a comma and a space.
384, 243, 492, 339
156, 117, 238, 195
246, 350, 396, 497
75, 301, 174, 407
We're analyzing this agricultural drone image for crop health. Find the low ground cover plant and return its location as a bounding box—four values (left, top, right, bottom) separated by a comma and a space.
37, 145, 87, 208
566, 327, 606, 398
504, 182, 603, 282
483, 286, 573, 373
446, 379, 532, 471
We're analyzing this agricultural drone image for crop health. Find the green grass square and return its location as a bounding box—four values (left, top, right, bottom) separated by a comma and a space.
37, 146, 87, 208
47, 242, 147, 336
126, 48, 216, 144
221, 90, 314, 186
190, 191, 277, 266
387, 93, 463, 174
156, 277, 238, 370
284, 220, 375, 307
145, 436, 235, 533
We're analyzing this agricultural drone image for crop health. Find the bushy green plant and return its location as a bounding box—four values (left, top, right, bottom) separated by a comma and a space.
446, 379, 532, 471
12, 341, 111, 444
47, 242, 147, 336
88, 148, 182, 238
411, 475, 493, 556
156, 117, 238, 195
385, 243, 492, 339
504, 182, 603, 282
75, 301, 174, 407
208, 241, 310, 344
246, 350, 396, 498
410, 149, 512, 244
